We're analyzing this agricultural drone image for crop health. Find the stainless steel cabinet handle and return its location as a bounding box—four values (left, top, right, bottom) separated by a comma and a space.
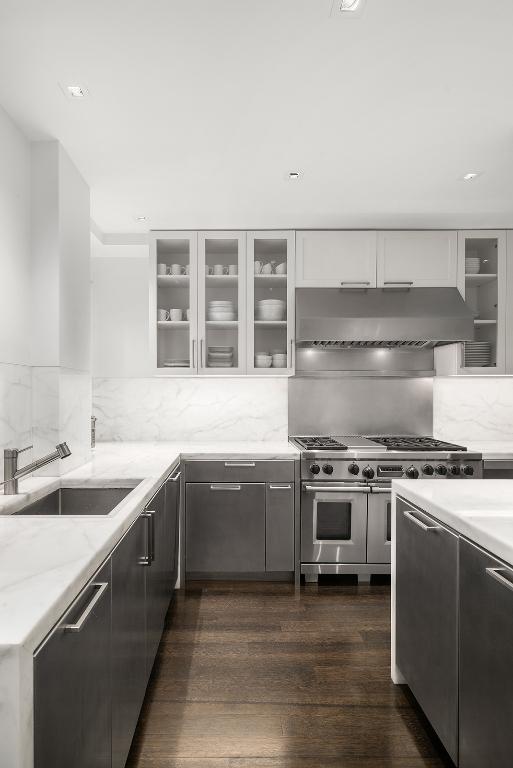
340, 281, 370, 286
169, 470, 181, 482
269, 484, 292, 490
210, 484, 241, 491
370, 487, 391, 494
62, 582, 108, 632
200, 338, 205, 368
140, 511, 154, 565
224, 462, 256, 468
192, 339, 196, 368
304, 485, 370, 493
403, 510, 440, 532
383, 281, 413, 286
486, 567, 513, 593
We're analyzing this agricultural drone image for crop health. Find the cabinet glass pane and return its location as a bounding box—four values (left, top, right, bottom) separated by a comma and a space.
203, 238, 241, 370
463, 237, 498, 369
156, 238, 192, 370
252, 238, 290, 370
316, 501, 352, 540
386, 501, 392, 542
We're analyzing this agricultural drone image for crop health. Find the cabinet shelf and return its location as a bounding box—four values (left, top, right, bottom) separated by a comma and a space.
206, 320, 239, 330
254, 274, 287, 282
254, 320, 287, 327
206, 274, 238, 284
157, 275, 189, 285
157, 320, 190, 328
465, 273, 497, 286
474, 319, 497, 325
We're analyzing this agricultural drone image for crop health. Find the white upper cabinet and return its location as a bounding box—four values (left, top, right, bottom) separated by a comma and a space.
295, 231, 377, 288
377, 231, 459, 288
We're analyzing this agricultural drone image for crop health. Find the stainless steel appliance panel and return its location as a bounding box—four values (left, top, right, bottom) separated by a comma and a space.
289, 377, 433, 437
266, 483, 295, 571
367, 490, 392, 563
185, 460, 295, 483
301, 482, 368, 564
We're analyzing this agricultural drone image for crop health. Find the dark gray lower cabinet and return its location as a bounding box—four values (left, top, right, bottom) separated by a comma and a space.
34, 560, 112, 768
111, 516, 147, 768
166, 469, 180, 592
186, 482, 266, 573
459, 538, 513, 768
145, 484, 168, 672
395, 498, 459, 764
265, 482, 294, 571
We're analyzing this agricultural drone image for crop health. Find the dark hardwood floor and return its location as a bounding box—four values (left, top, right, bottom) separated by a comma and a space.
126, 580, 453, 768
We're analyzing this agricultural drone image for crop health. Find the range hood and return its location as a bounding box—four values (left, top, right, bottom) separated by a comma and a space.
296, 287, 474, 348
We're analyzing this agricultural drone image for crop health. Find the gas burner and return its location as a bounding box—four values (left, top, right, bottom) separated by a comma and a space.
367, 436, 467, 452
294, 436, 348, 451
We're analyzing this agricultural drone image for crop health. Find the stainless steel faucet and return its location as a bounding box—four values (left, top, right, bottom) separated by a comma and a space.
2, 442, 72, 495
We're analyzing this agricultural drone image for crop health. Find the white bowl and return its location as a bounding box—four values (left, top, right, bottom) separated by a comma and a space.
208, 346, 234, 352
255, 356, 272, 368
257, 311, 285, 321
258, 299, 286, 306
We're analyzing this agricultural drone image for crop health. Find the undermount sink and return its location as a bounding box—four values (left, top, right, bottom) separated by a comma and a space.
14, 487, 135, 516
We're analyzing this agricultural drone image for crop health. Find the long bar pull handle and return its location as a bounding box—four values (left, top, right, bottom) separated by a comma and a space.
486, 567, 513, 593
169, 470, 181, 482
139, 512, 153, 565
210, 484, 241, 491
224, 462, 256, 468
403, 510, 441, 532
383, 281, 414, 287
62, 582, 108, 632
304, 485, 370, 493
340, 281, 371, 286
269, 484, 292, 490
192, 339, 196, 368
200, 339, 205, 368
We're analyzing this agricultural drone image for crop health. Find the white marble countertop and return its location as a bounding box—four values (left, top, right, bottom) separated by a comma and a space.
393, 479, 513, 567
0, 440, 298, 768
465, 441, 513, 461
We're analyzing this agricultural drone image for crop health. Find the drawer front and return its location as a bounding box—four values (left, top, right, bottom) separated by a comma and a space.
184, 460, 295, 483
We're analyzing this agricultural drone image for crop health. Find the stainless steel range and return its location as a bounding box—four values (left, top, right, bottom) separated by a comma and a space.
290, 434, 482, 583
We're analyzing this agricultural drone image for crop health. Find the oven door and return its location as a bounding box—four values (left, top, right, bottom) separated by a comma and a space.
367, 486, 392, 563
301, 482, 369, 564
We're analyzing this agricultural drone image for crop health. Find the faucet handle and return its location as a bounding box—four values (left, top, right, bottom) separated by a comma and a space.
18, 444, 33, 454
56, 442, 72, 459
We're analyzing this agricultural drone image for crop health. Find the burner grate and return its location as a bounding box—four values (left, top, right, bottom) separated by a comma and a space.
294, 436, 348, 451
367, 436, 467, 452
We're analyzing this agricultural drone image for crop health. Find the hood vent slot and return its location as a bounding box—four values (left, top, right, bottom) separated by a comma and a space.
309, 340, 429, 349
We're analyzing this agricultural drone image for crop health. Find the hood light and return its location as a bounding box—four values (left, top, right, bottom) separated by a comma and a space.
338, 0, 363, 11
461, 172, 482, 181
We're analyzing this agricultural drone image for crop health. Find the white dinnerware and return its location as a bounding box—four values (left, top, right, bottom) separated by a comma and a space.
157, 263, 168, 275
170, 264, 185, 276
169, 308, 183, 321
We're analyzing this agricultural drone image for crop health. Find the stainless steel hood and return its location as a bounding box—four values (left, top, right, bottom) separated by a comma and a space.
296, 287, 474, 348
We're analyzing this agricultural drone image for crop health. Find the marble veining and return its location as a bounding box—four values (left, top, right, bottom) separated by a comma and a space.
434, 377, 513, 442
93, 377, 288, 442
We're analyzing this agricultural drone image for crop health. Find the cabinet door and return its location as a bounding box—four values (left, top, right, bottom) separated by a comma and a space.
395, 498, 458, 763
459, 538, 513, 768
198, 231, 246, 374
247, 231, 295, 374
186, 482, 266, 574
295, 231, 377, 287
145, 484, 169, 672
377, 231, 458, 287
151, 231, 199, 374
34, 560, 111, 768
166, 466, 181, 592
111, 517, 147, 768
265, 482, 294, 571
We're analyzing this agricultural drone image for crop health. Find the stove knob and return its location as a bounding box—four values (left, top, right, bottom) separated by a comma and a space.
462, 465, 474, 477
310, 464, 320, 475
348, 462, 360, 476
450, 465, 460, 476
322, 464, 334, 475
406, 466, 419, 479
362, 465, 375, 480
422, 464, 434, 476
436, 465, 448, 476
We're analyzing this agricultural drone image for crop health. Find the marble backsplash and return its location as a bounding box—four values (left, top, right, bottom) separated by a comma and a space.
433, 377, 513, 442
93, 377, 288, 442
0, 363, 32, 481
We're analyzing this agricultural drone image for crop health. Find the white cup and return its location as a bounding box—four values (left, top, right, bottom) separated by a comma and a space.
261, 263, 273, 275
213, 264, 224, 276
228, 264, 238, 275
157, 308, 170, 320
170, 264, 185, 276
254, 261, 262, 274
185, 308, 191, 321
157, 263, 168, 275
275, 262, 287, 275
184, 264, 190, 275
169, 308, 183, 321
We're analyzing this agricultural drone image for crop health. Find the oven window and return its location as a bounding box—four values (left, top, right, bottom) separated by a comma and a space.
386, 502, 392, 541
316, 501, 352, 540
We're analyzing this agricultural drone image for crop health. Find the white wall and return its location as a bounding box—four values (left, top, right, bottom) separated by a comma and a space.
434, 377, 513, 442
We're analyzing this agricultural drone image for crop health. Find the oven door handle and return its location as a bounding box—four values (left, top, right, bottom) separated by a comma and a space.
370, 487, 391, 494
304, 485, 370, 493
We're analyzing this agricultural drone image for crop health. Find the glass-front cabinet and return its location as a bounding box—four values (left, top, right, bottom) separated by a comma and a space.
198, 232, 246, 374
152, 231, 198, 374
247, 231, 295, 374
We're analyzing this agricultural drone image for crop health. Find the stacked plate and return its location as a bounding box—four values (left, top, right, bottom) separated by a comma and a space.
464, 341, 492, 367
163, 359, 189, 368
465, 256, 481, 275
208, 300, 236, 321
208, 346, 234, 368
256, 299, 286, 321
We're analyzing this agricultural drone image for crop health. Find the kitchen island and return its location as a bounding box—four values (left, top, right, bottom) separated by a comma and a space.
391, 478, 513, 766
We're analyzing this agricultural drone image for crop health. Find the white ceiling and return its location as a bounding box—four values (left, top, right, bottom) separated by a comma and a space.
1, 0, 513, 234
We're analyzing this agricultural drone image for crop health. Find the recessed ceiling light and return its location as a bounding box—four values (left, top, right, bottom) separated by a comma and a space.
339, 0, 362, 10
134, 215, 148, 222
60, 84, 89, 99
288, 171, 301, 180
461, 171, 482, 181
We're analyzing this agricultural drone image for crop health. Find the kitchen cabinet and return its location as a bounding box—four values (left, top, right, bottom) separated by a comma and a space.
295, 230, 377, 287
111, 517, 147, 768
395, 497, 459, 763
265, 482, 294, 571
166, 467, 181, 592
377, 231, 458, 288
459, 538, 513, 768
34, 560, 112, 768
247, 231, 295, 374
144, 483, 171, 672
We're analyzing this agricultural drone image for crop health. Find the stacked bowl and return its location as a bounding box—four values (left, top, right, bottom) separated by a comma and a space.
208, 300, 236, 321
256, 299, 286, 321
208, 346, 234, 368
465, 256, 481, 275
464, 341, 492, 367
